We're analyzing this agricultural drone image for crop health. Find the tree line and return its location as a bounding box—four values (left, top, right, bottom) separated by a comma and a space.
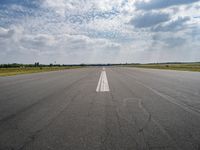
0, 63, 82, 68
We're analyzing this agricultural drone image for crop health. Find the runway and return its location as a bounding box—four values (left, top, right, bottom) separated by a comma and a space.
0, 67, 200, 150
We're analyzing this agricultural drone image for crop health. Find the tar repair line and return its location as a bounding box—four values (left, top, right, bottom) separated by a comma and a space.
96, 67, 110, 92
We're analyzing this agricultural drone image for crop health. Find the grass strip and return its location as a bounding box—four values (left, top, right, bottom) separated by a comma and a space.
0, 66, 82, 76
123, 63, 200, 72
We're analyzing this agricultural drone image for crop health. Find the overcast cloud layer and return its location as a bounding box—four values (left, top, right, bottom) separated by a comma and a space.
0, 0, 200, 64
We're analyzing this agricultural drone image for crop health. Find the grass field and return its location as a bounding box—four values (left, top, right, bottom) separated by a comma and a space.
0, 66, 82, 76
124, 63, 200, 72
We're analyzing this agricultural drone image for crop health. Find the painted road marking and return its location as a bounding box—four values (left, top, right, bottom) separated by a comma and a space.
96, 67, 110, 92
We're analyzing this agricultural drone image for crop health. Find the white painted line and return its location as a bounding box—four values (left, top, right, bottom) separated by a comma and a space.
96, 68, 110, 92
96, 71, 103, 92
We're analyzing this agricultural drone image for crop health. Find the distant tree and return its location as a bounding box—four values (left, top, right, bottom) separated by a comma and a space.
34, 62, 39, 67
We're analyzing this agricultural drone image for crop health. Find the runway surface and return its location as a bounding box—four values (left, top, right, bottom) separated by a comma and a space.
0, 67, 200, 150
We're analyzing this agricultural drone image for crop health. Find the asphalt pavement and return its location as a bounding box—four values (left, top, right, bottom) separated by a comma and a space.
0, 67, 200, 150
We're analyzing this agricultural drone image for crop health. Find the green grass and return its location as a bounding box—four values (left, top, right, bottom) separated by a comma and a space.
0, 66, 82, 76
124, 63, 200, 72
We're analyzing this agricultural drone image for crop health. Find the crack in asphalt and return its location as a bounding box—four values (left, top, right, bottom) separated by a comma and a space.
109, 68, 182, 150
123, 68, 200, 117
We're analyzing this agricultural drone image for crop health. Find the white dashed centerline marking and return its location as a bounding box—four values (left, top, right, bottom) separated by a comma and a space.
96, 67, 110, 92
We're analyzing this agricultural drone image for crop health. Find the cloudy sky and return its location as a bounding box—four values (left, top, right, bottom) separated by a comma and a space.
0, 0, 200, 64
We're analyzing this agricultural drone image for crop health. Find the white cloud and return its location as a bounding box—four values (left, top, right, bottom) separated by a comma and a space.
0, 0, 200, 64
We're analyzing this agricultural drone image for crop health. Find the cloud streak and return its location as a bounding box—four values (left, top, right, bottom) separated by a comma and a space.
129, 12, 170, 28
135, 0, 199, 10
152, 17, 190, 32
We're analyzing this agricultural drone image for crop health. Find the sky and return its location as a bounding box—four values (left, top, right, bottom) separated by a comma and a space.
0, 0, 200, 64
